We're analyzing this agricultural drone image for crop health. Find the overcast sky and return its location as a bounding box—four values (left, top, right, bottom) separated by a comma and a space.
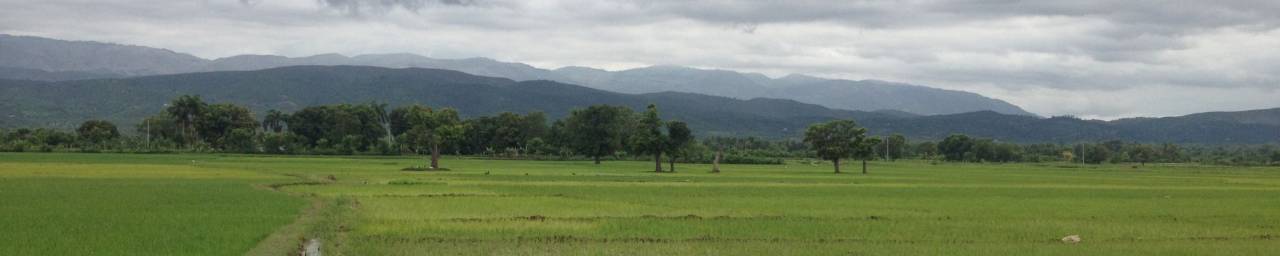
3, 0, 1279, 119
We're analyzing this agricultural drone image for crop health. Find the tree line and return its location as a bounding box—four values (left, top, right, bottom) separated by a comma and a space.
791, 120, 1280, 169
2, 95, 1278, 170
0, 95, 712, 170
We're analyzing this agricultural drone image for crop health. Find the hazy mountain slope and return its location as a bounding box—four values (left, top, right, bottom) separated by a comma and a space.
203, 53, 567, 81
556, 65, 768, 99
842, 110, 1280, 144
551, 65, 1035, 116
770, 79, 1033, 116
1115, 108, 1280, 127
0, 34, 1033, 116
0, 66, 878, 137
0, 34, 206, 76
0, 67, 121, 81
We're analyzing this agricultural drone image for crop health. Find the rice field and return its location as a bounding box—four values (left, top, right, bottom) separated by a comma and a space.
2, 153, 1278, 255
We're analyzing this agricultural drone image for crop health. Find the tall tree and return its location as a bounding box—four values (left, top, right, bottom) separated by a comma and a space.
915, 141, 938, 160
1270, 151, 1280, 165
400, 105, 465, 169
369, 102, 395, 148
883, 134, 907, 161
804, 120, 870, 174
853, 137, 881, 174
287, 104, 385, 152
137, 114, 179, 146
166, 95, 208, 146
1082, 143, 1112, 164
1129, 144, 1157, 166
937, 134, 973, 161
76, 120, 119, 145
262, 110, 288, 133
198, 104, 257, 150
665, 121, 694, 172
564, 105, 633, 164
629, 104, 667, 172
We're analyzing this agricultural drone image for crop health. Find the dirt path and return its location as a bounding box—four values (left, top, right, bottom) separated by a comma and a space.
245, 174, 334, 256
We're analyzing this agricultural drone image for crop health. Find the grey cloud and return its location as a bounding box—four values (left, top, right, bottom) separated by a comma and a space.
317, 0, 480, 16
4, 0, 1280, 118
630, 1, 1280, 31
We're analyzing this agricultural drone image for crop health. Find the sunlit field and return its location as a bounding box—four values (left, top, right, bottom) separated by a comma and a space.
2, 153, 1278, 255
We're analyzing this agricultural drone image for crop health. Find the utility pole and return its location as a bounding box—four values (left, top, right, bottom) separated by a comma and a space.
1078, 143, 1085, 167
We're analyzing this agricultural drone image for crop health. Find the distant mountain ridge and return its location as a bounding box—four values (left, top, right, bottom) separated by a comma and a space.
1, 66, 1278, 144
0, 34, 1032, 116
551, 65, 1034, 116
0, 66, 894, 138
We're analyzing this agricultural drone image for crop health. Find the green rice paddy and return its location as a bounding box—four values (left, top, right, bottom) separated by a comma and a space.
1, 153, 1278, 255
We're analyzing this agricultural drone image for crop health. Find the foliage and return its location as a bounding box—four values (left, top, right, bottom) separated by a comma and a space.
629, 104, 668, 171
76, 120, 120, 145
804, 120, 873, 173
6, 95, 1280, 167
937, 134, 973, 161
563, 105, 634, 164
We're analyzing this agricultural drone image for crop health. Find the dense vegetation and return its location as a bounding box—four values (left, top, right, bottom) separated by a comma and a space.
4, 95, 1277, 167
0, 95, 755, 169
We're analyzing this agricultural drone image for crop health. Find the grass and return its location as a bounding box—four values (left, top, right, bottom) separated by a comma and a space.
0, 154, 306, 255
1, 153, 1279, 255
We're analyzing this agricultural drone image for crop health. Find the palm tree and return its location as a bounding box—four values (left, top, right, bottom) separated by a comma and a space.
167, 95, 207, 146
370, 102, 395, 147
262, 109, 287, 133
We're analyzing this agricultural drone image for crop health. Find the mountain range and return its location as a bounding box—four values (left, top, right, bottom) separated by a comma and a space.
0, 66, 891, 138
0, 34, 1032, 116
1, 65, 1277, 144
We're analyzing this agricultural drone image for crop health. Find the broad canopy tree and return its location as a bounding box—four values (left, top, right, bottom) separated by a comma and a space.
76, 120, 119, 145
287, 104, 384, 152
938, 134, 974, 162
630, 104, 668, 172
804, 120, 877, 174
198, 104, 258, 150
664, 121, 694, 172
397, 105, 465, 169
564, 105, 633, 164
162, 95, 258, 151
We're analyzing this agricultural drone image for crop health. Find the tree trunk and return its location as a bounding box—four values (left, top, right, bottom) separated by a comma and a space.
833, 158, 841, 174
654, 151, 664, 172
669, 156, 676, 173
430, 143, 440, 169
383, 121, 395, 147
594, 155, 601, 165
712, 150, 721, 173
862, 159, 867, 174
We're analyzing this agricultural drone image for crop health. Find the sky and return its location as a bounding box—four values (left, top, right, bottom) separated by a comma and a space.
2, 0, 1279, 119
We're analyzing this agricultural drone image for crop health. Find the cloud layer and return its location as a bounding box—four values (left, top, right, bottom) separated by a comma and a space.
2, 0, 1278, 119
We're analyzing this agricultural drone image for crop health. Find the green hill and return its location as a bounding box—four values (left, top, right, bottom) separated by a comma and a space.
0, 66, 890, 137
2, 65, 1277, 143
